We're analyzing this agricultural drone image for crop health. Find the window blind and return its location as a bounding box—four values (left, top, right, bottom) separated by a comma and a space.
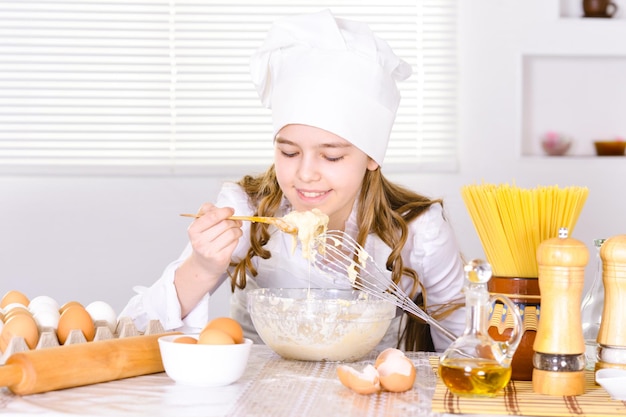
0, 0, 458, 175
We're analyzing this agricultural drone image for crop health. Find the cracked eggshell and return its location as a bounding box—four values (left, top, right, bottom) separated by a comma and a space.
375, 347, 407, 368
377, 352, 416, 392
337, 364, 381, 395
338, 348, 416, 395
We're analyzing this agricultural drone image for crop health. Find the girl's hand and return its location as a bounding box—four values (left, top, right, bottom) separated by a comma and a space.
174, 203, 243, 316
186, 203, 243, 280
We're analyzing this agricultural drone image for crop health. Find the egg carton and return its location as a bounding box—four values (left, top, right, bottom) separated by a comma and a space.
0, 317, 164, 365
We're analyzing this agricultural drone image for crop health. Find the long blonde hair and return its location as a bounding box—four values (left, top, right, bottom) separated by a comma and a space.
230, 164, 461, 351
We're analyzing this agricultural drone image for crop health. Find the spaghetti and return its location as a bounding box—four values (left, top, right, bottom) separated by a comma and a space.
461, 183, 589, 278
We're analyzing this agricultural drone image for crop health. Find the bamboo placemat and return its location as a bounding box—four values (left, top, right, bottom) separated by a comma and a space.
429, 357, 626, 416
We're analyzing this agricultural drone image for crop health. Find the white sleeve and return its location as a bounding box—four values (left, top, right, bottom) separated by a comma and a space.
118, 244, 211, 333
405, 204, 466, 351
118, 181, 252, 333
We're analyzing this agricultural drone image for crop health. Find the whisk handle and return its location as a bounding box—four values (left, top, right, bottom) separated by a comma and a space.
426, 317, 457, 342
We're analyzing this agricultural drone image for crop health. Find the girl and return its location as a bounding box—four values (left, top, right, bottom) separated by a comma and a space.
120, 9, 465, 352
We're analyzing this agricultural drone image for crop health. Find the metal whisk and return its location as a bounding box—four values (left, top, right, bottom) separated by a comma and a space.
313, 230, 457, 342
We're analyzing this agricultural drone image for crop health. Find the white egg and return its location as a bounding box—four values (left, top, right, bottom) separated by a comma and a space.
85, 301, 117, 333
3, 302, 30, 315
28, 295, 60, 313
33, 308, 61, 331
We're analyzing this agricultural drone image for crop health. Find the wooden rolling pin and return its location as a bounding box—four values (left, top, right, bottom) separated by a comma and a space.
0, 332, 178, 395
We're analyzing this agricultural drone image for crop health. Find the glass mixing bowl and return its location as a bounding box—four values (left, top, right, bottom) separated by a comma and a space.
247, 288, 396, 362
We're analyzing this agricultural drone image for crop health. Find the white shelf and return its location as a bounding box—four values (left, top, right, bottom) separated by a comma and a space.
521, 0, 626, 160
521, 54, 626, 157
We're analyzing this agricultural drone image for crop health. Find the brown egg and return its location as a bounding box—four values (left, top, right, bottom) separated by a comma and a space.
173, 336, 198, 344
59, 301, 84, 314
198, 328, 235, 345
0, 313, 39, 351
337, 364, 381, 394
57, 304, 95, 344
202, 317, 243, 344
1, 290, 30, 309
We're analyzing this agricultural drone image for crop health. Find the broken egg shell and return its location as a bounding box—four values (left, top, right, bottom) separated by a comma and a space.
337, 364, 381, 395
374, 347, 407, 368
337, 348, 416, 394
377, 354, 416, 392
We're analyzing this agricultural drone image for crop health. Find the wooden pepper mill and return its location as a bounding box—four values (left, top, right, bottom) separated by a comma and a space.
595, 234, 626, 373
532, 227, 589, 396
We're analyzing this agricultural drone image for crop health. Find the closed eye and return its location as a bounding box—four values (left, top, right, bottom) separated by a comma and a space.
280, 150, 298, 158
325, 155, 344, 162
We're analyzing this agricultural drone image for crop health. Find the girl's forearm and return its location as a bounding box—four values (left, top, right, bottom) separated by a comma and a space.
174, 256, 222, 318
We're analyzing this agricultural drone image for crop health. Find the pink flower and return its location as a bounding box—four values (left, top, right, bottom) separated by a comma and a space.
543, 131, 560, 145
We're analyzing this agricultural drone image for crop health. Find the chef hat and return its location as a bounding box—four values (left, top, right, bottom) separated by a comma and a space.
250, 9, 412, 166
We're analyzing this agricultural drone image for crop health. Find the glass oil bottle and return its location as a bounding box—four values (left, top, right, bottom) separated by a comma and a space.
439, 259, 523, 397
581, 238, 606, 370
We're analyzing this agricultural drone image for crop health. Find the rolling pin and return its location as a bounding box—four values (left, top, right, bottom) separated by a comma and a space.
0, 332, 178, 395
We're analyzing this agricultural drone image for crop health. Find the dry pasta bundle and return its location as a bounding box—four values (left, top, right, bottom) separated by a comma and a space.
461, 183, 589, 278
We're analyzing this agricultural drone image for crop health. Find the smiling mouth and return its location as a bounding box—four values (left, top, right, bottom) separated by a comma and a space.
298, 190, 328, 198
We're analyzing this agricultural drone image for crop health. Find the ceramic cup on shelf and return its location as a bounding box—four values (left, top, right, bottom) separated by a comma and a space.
583, 0, 618, 18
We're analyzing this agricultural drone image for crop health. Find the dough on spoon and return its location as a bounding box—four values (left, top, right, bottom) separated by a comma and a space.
282, 209, 329, 259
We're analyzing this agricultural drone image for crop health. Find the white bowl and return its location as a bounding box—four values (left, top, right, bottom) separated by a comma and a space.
540, 133, 572, 156
248, 288, 395, 362
158, 334, 252, 386
596, 368, 626, 400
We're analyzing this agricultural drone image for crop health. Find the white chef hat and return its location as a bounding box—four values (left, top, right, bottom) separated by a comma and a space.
250, 9, 412, 166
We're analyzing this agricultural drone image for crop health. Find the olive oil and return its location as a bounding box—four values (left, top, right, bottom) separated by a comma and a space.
438, 260, 521, 398
439, 358, 512, 397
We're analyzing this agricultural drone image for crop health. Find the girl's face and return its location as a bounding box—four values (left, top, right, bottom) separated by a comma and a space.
274, 124, 379, 231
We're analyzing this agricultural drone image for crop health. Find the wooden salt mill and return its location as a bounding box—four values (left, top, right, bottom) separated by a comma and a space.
595, 234, 626, 373
532, 227, 589, 396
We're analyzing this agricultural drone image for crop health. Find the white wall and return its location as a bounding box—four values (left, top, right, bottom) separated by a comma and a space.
2, 0, 625, 317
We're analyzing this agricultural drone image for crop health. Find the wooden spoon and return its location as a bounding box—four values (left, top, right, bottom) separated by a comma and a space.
179, 213, 298, 235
